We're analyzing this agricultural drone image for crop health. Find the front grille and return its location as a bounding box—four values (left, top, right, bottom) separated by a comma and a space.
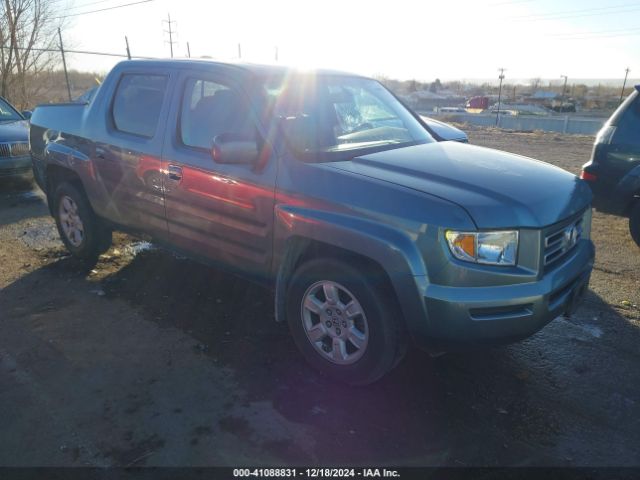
10, 142, 29, 156
0, 142, 29, 158
544, 215, 583, 267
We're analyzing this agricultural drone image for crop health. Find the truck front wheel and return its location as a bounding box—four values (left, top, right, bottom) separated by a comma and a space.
53, 182, 112, 264
286, 258, 406, 385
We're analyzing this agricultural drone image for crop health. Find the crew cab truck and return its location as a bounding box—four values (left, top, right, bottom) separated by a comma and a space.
30, 60, 595, 385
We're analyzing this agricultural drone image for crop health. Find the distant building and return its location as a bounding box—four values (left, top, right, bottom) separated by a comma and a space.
403, 90, 465, 111
528, 91, 560, 103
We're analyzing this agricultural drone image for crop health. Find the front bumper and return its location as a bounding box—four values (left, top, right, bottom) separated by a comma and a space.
0, 154, 32, 178
414, 239, 595, 348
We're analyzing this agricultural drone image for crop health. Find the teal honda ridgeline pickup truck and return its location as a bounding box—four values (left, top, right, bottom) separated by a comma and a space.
30, 60, 595, 385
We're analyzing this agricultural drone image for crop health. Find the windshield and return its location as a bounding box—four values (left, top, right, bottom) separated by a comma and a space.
0, 97, 22, 122
258, 74, 433, 160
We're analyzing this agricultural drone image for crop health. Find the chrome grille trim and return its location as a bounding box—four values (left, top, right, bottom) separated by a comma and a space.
544, 216, 583, 266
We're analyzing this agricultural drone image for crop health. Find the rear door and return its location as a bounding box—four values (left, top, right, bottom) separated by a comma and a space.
161, 69, 277, 279
92, 69, 172, 240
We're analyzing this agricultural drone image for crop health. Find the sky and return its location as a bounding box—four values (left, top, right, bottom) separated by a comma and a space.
58, 0, 640, 85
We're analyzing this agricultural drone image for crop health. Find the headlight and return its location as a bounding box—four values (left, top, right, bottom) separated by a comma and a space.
445, 230, 518, 266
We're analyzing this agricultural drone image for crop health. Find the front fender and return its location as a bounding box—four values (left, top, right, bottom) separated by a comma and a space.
272, 205, 431, 340
274, 205, 427, 277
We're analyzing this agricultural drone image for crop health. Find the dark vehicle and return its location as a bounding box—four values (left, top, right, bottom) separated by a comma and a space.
581, 85, 640, 247
30, 60, 595, 385
0, 96, 31, 180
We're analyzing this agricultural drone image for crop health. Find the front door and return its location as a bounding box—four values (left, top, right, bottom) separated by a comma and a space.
161, 70, 277, 279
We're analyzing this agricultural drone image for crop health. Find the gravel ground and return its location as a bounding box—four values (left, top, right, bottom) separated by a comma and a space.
0, 129, 638, 467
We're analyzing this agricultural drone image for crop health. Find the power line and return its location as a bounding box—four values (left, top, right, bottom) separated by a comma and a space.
488, 0, 536, 6
63, 0, 122, 12
549, 26, 640, 37
508, 3, 640, 21
53, 0, 154, 19
522, 6, 640, 22
555, 29, 640, 40
507, 2, 638, 19
11, 45, 154, 59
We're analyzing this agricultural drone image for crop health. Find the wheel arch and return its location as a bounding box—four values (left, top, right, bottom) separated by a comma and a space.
275, 237, 399, 322
45, 164, 85, 216
272, 207, 430, 341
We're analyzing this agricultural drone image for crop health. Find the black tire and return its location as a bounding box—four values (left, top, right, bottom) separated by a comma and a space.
53, 181, 112, 263
286, 258, 406, 386
630, 201, 640, 248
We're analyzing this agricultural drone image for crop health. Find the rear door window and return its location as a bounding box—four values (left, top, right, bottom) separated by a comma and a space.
112, 74, 168, 138
611, 90, 640, 145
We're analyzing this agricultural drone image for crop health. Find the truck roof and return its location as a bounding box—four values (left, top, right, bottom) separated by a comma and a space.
115, 58, 364, 79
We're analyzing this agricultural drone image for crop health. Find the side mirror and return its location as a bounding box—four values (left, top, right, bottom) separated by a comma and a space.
21, 110, 32, 120
211, 133, 258, 165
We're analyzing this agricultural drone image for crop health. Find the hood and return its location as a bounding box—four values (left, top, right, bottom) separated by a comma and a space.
0, 120, 29, 143
326, 141, 592, 229
421, 116, 468, 142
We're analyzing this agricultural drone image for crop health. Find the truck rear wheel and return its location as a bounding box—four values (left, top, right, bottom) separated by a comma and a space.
630, 201, 640, 248
53, 182, 112, 264
286, 258, 406, 385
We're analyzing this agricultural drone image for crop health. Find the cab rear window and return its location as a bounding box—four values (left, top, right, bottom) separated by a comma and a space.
112, 74, 168, 138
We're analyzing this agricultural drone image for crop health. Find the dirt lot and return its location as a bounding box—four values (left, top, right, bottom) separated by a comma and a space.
0, 129, 639, 467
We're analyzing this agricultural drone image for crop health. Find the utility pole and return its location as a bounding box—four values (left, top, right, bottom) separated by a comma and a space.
186, 42, 191, 58
238, 43, 242, 59
496, 68, 505, 126
620, 67, 630, 104
275, 46, 278, 62
162, 13, 177, 58
125, 36, 131, 60
58, 28, 72, 102
560, 75, 568, 98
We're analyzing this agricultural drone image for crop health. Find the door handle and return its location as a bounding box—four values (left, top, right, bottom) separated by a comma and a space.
167, 165, 182, 181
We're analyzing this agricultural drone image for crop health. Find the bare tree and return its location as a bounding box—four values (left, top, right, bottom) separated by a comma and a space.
530, 77, 541, 92
0, 0, 62, 109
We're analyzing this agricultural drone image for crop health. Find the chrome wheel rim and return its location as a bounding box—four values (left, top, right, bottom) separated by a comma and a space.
59, 195, 85, 248
301, 280, 369, 365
